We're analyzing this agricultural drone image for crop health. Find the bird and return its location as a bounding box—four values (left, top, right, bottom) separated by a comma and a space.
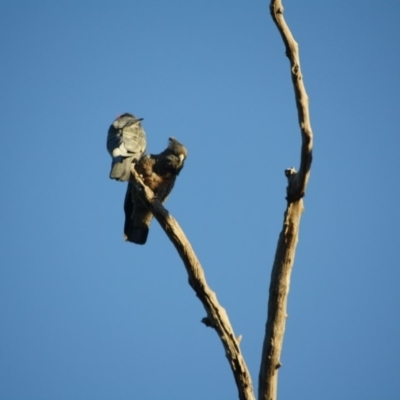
107, 113, 146, 181
124, 137, 187, 244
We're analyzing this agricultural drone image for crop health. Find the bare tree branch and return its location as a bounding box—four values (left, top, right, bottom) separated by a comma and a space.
130, 166, 255, 400
258, 1, 314, 400
271, 0, 313, 201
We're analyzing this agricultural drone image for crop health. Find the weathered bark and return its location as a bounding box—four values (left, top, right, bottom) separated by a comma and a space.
258, 1, 314, 400
129, 166, 255, 400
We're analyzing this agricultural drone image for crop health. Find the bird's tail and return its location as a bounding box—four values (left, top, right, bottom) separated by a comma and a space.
110, 157, 132, 181
124, 224, 150, 245
123, 182, 154, 244
124, 211, 154, 244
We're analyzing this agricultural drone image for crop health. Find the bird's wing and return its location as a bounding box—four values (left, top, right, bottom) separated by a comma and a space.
121, 124, 146, 156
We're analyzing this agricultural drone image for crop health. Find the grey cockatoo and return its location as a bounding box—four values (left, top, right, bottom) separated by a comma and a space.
107, 113, 146, 181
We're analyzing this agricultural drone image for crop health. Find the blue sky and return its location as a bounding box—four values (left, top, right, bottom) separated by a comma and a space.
1, 1, 399, 399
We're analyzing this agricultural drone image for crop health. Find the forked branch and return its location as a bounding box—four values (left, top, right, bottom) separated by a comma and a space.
130, 166, 255, 400
258, 1, 314, 400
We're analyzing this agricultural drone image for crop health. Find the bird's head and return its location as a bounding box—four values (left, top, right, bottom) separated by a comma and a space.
113, 113, 143, 129
168, 137, 187, 163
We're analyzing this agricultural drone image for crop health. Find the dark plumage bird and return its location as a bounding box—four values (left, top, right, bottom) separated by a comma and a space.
124, 137, 187, 244
107, 113, 146, 181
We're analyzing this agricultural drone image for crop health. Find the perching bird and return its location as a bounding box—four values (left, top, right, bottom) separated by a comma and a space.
107, 113, 146, 181
124, 137, 187, 244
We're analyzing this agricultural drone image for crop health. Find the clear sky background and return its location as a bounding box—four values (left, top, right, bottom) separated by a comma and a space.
1, 1, 399, 399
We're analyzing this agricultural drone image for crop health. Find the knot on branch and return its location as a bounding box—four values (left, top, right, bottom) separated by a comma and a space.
285, 167, 305, 202
201, 316, 215, 328
292, 63, 300, 76
270, 3, 284, 15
